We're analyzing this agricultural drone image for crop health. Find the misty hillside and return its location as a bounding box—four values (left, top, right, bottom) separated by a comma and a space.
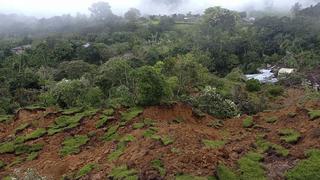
0, 1, 320, 180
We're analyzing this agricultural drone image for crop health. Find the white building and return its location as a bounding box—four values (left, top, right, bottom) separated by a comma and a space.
278, 68, 295, 77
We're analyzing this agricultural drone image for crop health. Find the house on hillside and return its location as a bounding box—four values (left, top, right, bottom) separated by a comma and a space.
278, 68, 296, 77
183, 16, 199, 23
11, 45, 32, 55
83, 43, 91, 48
243, 17, 256, 24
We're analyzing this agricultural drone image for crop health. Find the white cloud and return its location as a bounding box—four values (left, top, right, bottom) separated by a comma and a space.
0, 0, 317, 17
0, 0, 140, 17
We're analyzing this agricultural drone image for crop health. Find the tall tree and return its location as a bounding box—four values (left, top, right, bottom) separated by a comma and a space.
291, 2, 302, 17
89, 1, 114, 21
124, 8, 141, 22
202, 7, 240, 31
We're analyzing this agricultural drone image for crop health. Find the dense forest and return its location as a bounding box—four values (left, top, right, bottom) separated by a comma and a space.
0, 2, 319, 115
0, 1, 320, 179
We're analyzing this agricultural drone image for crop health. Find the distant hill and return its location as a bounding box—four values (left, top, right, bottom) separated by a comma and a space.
0, 14, 37, 36
298, 2, 320, 17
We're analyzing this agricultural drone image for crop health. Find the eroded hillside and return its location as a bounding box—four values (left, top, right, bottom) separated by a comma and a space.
0, 89, 319, 180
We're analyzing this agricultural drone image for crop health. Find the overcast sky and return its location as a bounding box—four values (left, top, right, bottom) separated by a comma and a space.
0, 0, 318, 17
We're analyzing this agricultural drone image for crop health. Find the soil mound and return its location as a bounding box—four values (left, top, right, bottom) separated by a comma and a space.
0, 97, 319, 179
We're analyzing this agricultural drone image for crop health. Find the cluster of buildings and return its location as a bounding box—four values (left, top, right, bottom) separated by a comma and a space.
246, 66, 319, 91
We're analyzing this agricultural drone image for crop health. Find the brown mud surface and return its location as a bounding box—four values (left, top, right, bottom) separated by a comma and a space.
0, 89, 319, 179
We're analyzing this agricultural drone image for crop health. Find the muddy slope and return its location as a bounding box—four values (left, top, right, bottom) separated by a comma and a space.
0, 93, 319, 179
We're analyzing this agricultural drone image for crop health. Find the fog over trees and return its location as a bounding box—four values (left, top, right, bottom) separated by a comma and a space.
1, 1, 320, 179
1, 0, 320, 17
0, 0, 319, 37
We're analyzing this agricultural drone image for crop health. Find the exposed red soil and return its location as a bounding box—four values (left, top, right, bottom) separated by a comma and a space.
0, 89, 319, 180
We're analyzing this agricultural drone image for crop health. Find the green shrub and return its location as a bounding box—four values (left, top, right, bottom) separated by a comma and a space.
0, 160, 5, 169
15, 128, 46, 143
48, 114, 83, 135
256, 136, 289, 157
60, 135, 89, 156
278, 73, 304, 87
132, 118, 155, 129
152, 159, 166, 177
14, 123, 31, 134
226, 68, 246, 82
308, 110, 320, 120
171, 148, 181, 154
246, 79, 261, 92
62, 107, 84, 115
160, 136, 174, 146
305, 149, 320, 157
238, 152, 266, 180
143, 128, 157, 138
38, 92, 57, 107
303, 90, 320, 102
109, 165, 138, 180
143, 118, 156, 127
97, 58, 133, 96
243, 116, 254, 128
81, 108, 99, 117
175, 175, 209, 180
232, 86, 267, 115
108, 85, 135, 108
168, 53, 211, 96
245, 152, 264, 161
121, 107, 143, 122
26, 152, 39, 161
54, 60, 96, 80
216, 164, 237, 180
279, 129, 301, 144
14, 143, 44, 155
46, 79, 105, 108
108, 142, 126, 162
0, 115, 13, 123
202, 140, 225, 149
96, 115, 110, 128
49, 79, 86, 108
82, 87, 105, 108
272, 144, 290, 157
133, 122, 145, 129
256, 136, 272, 150
285, 149, 320, 180
265, 116, 278, 123
135, 66, 170, 106
107, 135, 135, 162
0, 140, 44, 156
102, 125, 120, 141
2, 176, 12, 180
268, 85, 284, 97
119, 135, 135, 143
7, 157, 24, 168
103, 109, 114, 116
150, 134, 174, 146
43, 78, 104, 108
0, 97, 19, 116
191, 86, 239, 119
0, 142, 15, 154
76, 163, 96, 179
